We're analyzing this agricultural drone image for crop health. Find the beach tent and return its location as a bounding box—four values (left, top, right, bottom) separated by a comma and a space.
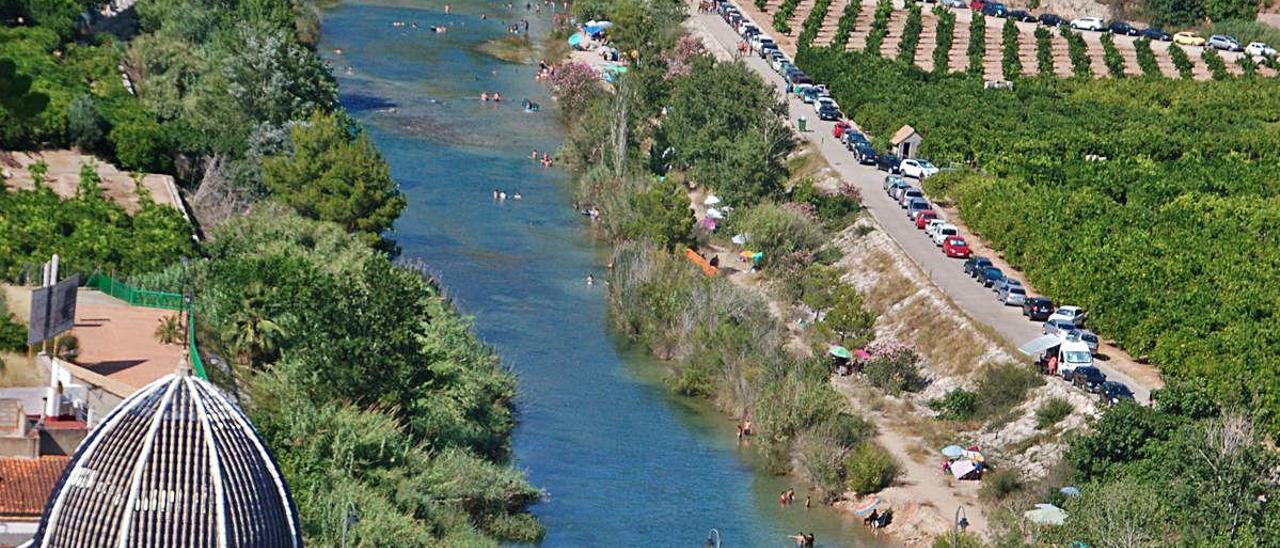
1024, 503, 1068, 526
949, 459, 979, 479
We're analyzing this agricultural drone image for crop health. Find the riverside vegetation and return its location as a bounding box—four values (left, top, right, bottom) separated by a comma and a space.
796, 19, 1280, 546
2, 0, 540, 543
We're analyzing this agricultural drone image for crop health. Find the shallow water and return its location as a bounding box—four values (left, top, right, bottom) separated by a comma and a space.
320, 2, 886, 545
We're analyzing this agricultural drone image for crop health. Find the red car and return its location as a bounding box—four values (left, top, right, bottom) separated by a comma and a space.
915, 210, 938, 229
969, 0, 986, 10
833, 121, 850, 139
943, 237, 971, 258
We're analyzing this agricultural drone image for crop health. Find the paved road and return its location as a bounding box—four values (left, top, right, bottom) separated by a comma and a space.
692, 5, 1159, 404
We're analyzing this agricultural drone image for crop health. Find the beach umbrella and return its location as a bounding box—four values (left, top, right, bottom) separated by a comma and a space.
829, 346, 853, 359
1024, 503, 1068, 526
853, 497, 880, 517
739, 250, 756, 260
567, 32, 585, 47
941, 445, 965, 459
706, 208, 724, 220
703, 195, 722, 206
731, 234, 749, 245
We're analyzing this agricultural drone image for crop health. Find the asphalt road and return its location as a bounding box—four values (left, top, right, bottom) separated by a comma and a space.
692, 5, 1157, 404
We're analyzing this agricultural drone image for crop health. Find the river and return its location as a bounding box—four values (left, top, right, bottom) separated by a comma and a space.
319, 2, 884, 545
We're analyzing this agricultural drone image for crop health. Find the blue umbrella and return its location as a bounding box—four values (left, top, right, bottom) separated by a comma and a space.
567, 32, 585, 47
941, 445, 965, 459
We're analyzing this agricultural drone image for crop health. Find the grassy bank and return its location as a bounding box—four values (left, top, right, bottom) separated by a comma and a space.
476, 35, 536, 64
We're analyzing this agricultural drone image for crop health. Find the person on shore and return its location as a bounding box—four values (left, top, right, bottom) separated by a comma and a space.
805, 496, 811, 509
444, 3, 450, 13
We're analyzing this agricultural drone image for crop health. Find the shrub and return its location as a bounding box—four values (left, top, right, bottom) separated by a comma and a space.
1134, 38, 1161, 77
966, 12, 986, 74
1100, 32, 1125, 77
0, 296, 26, 352
773, 0, 800, 34
933, 8, 956, 73
1062, 27, 1091, 77
973, 363, 1043, 418
1035, 26, 1053, 75
862, 341, 926, 394
790, 177, 862, 228
1202, 47, 1229, 80
67, 94, 107, 152
794, 431, 852, 497
1169, 44, 1193, 78
864, 0, 894, 54
929, 389, 978, 420
1001, 18, 1022, 79
832, 0, 861, 50
845, 442, 900, 493
979, 468, 1024, 500
898, 5, 923, 64
1036, 397, 1074, 429
731, 202, 827, 269
1238, 54, 1257, 77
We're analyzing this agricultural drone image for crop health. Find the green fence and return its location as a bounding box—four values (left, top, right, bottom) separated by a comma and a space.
84, 273, 208, 380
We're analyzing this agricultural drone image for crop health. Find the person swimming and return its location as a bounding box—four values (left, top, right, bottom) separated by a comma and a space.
586, 274, 595, 285
513, 191, 523, 200
480, 92, 489, 102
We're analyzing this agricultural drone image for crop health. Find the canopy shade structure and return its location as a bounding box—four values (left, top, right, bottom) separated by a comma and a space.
1019, 334, 1063, 356
941, 445, 965, 459
1024, 503, 1068, 526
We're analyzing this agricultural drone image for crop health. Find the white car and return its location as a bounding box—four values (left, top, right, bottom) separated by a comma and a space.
1245, 42, 1277, 57
900, 158, 940, 179
750, 34, 773, 52
930, 223, 958, 246
814, 96, 839, 114
1069, 17, 1104, 31
1048, 305, 1086, 326
924, 219, 945, 238
1057, 340, 1094, 378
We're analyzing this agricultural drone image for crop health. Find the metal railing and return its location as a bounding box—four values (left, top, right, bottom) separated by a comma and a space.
84, 273, 207, 379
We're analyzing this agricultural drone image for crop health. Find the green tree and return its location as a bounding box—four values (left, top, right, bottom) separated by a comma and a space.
824, 285, 875, 346
225, 283, 287, 366
262, 112, 405, 244
67, 93, 106, 152
620, 177, 693, 249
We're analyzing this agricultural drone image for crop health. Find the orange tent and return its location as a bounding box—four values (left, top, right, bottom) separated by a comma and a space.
684, 248, 719, 277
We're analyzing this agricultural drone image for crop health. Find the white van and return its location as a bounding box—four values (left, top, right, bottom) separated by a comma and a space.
1057, 340, 1094, 379
930, 223, 958, 246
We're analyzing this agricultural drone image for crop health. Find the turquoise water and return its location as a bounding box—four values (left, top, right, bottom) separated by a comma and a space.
320, 2, 882, 545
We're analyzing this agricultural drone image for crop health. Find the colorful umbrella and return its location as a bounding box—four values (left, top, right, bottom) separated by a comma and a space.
853, 497, 880, 517
829, 346, 853, 359
949, 459, 978, 479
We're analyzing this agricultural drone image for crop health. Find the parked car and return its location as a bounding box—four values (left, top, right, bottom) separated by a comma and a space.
1066, 329, 1100, 354
914, 210, 938, 228
907, 197, 932, 218
815, 96, 839, 114
924, 218, 945, 237
941, 0, 967, 8
845, 130, 870, 149
1208, 34, 1243, 51
1246, 42, 1277, 57
1048, 305, 1086, 327
1042, 318, 1077, 337
900, 158, 940, 179
968, 0, 986, 11
1141, 27, 1171, 41
999, 285, 1027, 306
992, 277, 1022, 295
943, 237, 971, 258
854, 143, 879, 165
1007, 9, 1035, 22
978, 266, 1005, 287
892, 183, 915, 203
833, 121, 851, 138
1038, 13, 1064, 26
1057, 340, 1093, 379
1021, 297, 1054, 321
1069, 16, 1104, 31
1107, 20, 1140, 35
963, 256, 992, 277
769, 51, 788, 71
1100, 381, 1135, 405
929, 223, 959, 245
817, 104, 841, 121
883, 174, 908, 194
800, 86, 821, 104
1072, 366, 1107, 393
981, 1, 1007, 16
758, 43, 779, 59
1173, 31, 1205, 46
898, 188, 924, 208
877, 153, 902, 173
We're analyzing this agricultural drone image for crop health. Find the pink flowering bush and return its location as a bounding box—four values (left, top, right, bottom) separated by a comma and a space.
547, 61, 602, 116
665, 36, 707, 78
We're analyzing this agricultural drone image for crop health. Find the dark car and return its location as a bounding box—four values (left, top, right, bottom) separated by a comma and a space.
1038, 13, 1064, 26
1007, 9, 1036, 22
817, 104, 841, 121
844, 131, 870, 150
1108, 21, 1140, 36
877, 153, 902, 173
854, 143, 878, 165
1021, 297, 1055, 321
963, 256, 993, 277
1141, 27, 1171, 41
981, 1, 1007, 16
978, 266, 1005, 287
1100, 381, 1135, 405
1071, 366, 1107, 392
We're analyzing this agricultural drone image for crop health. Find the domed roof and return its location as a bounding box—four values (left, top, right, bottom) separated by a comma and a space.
29, 368, 302, 548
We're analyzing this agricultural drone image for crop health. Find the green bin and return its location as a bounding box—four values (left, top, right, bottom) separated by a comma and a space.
797, 116, 807, 132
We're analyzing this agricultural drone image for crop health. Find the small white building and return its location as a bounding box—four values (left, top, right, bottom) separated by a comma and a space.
890, 125, 924, 159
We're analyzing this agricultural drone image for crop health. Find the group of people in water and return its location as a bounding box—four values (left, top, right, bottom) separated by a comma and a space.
531, 149, 554, 167
491, 188, 523, 202
777, 488, 811, 510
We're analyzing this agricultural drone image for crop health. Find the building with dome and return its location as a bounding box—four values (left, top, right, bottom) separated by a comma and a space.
24, 366, 302, 548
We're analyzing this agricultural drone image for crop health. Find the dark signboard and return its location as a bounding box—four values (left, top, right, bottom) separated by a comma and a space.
27, 275, 80, 345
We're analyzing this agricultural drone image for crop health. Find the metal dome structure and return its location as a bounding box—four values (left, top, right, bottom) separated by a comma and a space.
28, 366, 302, 548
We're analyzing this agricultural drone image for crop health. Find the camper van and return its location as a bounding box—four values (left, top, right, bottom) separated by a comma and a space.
1057, 340, 1094, 379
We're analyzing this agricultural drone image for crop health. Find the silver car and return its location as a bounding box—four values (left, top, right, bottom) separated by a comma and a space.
999, 286, 1026, 306
1067, 329, 1100, 354
941, 0, 967, 7
1043, 319, 1076, 337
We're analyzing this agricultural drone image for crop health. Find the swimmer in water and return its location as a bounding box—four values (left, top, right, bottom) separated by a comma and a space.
513, 191, 522, 200
492, 92, 502, 102
480, 92, 489, 102
444, 3, 450, 13
586, 274, 594, 285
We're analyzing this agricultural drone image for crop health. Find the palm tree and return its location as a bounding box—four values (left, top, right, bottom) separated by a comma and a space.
154, 314, 183, 345
224, 283, 287, 366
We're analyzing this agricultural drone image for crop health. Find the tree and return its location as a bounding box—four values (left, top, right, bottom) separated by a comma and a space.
1061, 476, 1172, 548
262, 112, 405, 244
67, 94, 106, 152
620, 177, 693, 249
824, 285, 875, 346
225, 282, 286, 366
222, 22, 337, 126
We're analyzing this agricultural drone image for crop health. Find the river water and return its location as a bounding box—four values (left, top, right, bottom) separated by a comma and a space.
319, 2, 883, 545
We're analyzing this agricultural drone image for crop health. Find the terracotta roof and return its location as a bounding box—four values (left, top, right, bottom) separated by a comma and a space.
0, 456, 70, 518
890, 125, 920, 145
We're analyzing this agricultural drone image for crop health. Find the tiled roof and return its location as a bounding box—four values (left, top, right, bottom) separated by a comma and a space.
0, 457, 70, 518
890, 124, 920, 145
